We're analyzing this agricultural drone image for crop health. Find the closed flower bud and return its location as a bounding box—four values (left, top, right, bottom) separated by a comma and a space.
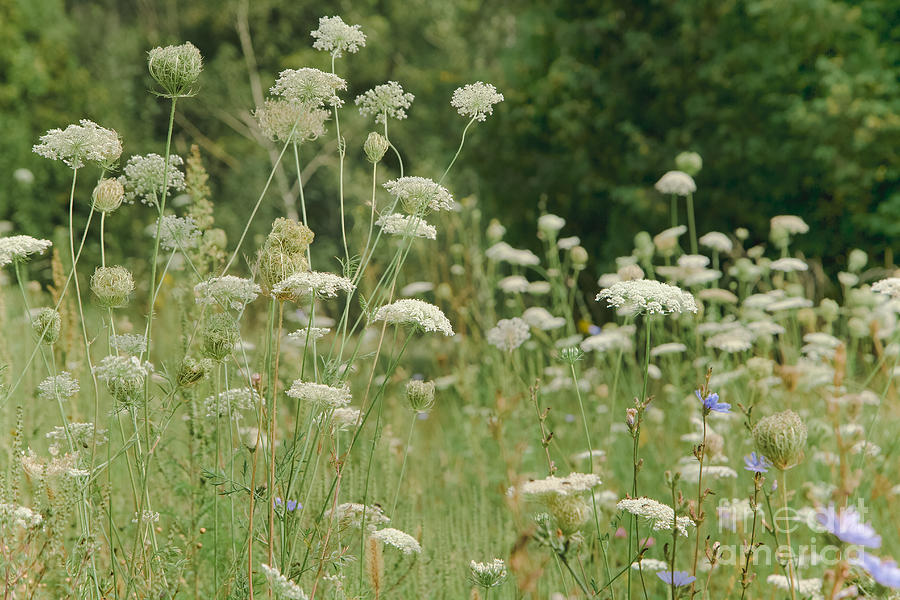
258, 249, 308, 293
406, 379, 435, 412
364, 132, 389, 163
177, 356, 206, 388
31, 308, 61, 345
91, 266, 135, 308
675, 151, 703, 176
147, 42, 203, 98
92, 178, 125, 213
547, 495, 592, 535
753, 410, 807, 470
266, 218, 314, 254
570, 245, 588, 267
201, 314, 239, 362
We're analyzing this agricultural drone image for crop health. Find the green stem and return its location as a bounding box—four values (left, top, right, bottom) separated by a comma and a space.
389, 414, 416, 516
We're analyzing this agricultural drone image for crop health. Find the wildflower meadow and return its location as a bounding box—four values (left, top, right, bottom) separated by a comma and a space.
4, 11, 900, 600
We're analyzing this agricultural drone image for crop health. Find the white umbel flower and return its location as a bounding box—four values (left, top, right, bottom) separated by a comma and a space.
485, 242, 540, 266
195, 276, 261, 311
770, 258, 808, 272
0, 235, 52, 267
537, 214, 566, 233
770, 215, 809, 235
254, 100, 329, 143
872, 278, 900, 299
118, 153, 186, 205
375, 213, 437, 240
654, 171, 696, 196
450, 82, 504, 122
383, 177, 453, 214
33, 119, 122, 169
486, 317, 531, 351
469, 558, 507, 589
373, 299, 454, 336
204, 388, 259, 418
498, 275, 530, 294
286, 380, 352, 409
370, 527, 422, 554
310, 16, 366, 57
0, 503, 43, 529
617, 497, 693, 536
270, 68, 347, 107
327, 502, 390, 531
111, 333, 148, 355
521, 307, 566, 330
260, 563, 308, 600
356, 81, 414, 123
766, 575, 823, 599
521, 473, 601, 498
158, 215, 201, 251
272, 271, 355, 300
699, 231, 732, 253
38, 372, 80, 401
597, 279, 697, 316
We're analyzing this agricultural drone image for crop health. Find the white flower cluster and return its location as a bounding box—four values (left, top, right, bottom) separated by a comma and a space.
46, 422, 105, 454
356, 81, 414, 123
195, 276, 261, 311
469, 558, 507, 589
766, 575, 823, 598
521, 307, 566, 331
286, 380, 352, 409
33, 119, 122, 169
521, 473, 601, 498
498, 275, 529, 294
770, 215, 809, 236
678, 463, 738, 484
0, 235, 53, 268
654, 170, 696, 196
486, 317, 531, 351
597, 279, 697, 316
158, 215, 201, 251
37, 372, 80, 402
272, 271, 355, 300
537, 213, 565, 233
451, 82, 504, 122
698, 231, 732, 253
705, 328, 753, 353
375, 213, 437, 240
288, 327, 330, 342
373, 299, 454, 336
770, 257, 808, 272
0, 502, 43, 529
310, 16, 366, 57
383, 177, 453, 214
330, 407, 361, 431
204, 388, 259, 418
270, 67, 347, 107
872, 277, 900, 299
370, 527, 422, 554
327, 502, 390, 532
260, 563, 308, 600
111, 333, 148, 355
485, 241, 540, 266
580, 328, 634, 354
94, 355, 152, 385
119, 153, 186, 205
617, 497, 693, 536
255, 100, 329, 143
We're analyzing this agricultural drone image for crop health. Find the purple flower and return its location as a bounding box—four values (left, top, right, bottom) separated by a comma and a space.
273, 497, 301, 512
743, 452, 771, 473
697, 390, 730, 414
817, 505, 881, 548
657, 571, 696, 587
852, 551, 900, 588
588, 324, 602, 335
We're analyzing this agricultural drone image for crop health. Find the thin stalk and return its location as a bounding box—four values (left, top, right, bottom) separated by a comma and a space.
389, 414, 416, 516
686, 192, 698, 254
781, 470, 797, 600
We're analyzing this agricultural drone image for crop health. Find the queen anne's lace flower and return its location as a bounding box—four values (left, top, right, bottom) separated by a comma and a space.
38, 372, 80, 402
204, 388, 259, 418
373, 299, 454, 336
327, 502, 390, 531
699, 231, 732, 253
383, 177, 453, 214
0, 503, 43, 529
770, 257, 808, 272
765, 575, 823, 598
272, 271, 355, 300
270, 68, 347, 107
370, 527, 421, 554
119, 154, 186, 205
485, 242, 540, 266
286, 380, 352, 409
33, 119, 122, 169
158, 215, 200, 250
872, 278, 900, 299
111, 334, 147, 355
451, 82, 504, 122
486, 317, 531, 351
521, 307, 566, 331
770, 215, 809, 235
375, 214, 436, 240
617, 497, 693, 536
255, 100, 329, 143
597, 280, 697, 316
654, 171, 696, 196
288, 327, 330, 342
260, 563, 308, 600
356, 81, 414, 123
93, 356, 153, 404
195, 276, 261, 311
46, 422, 105, 454
310, 16, 366, 57
0, 236, 52, 267
330, 407, 361, 431
521, 473, 601, 498
469, 558, 507, 589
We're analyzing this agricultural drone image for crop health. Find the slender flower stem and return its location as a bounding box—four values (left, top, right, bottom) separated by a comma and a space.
331, 55, 350, 266
781, 470, 798, 600
686, 192, 698, 254
389, 414, 416, 516
267, 301, 285, 566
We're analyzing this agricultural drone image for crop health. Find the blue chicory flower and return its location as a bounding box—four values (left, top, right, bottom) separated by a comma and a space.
817, 505, 881, 548
743, 452, 772, 473
697, 390, 730, 414
657, 571, 696, 587
852, 551, 900, 588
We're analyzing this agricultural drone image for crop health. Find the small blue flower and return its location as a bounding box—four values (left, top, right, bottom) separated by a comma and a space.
588, 324, 601, 335
656, 571, 696, 587
817, 505, 881, 548
697, 390, 730, 414
273, 497, 302, 512
743, 452, 771, 473
851, 551, 900, 588
565, 413, 576, 423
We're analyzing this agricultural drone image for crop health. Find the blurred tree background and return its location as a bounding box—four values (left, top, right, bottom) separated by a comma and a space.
1, 0, 898, 279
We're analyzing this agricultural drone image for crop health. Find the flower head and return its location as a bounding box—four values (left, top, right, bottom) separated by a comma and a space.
697, 390, 730, 414
310, 16, 366, 57
451, 82, 504, 122
851, 551, 900, 588
486, 317, 531, 351
657, 571, 696, 587
194, 276, 261, 311
147, 42, 203, 97
271, 271, 355, 301
743, 452, 771, 473
752, 410, 807, 470
373, 299, 454, 336
469, 559, 507, 589
872, 277, 900, 300
260, 563, 308, 600
254, 100, 329, 143
158, 215, 200, 251
674, 151, 703, 176
617, 497, 693, 536
286, 380, 352, 409
355, 81, 415, 124
383, 176, 453, 215
118, 154, 186, 205
270, 68, 347, 107
91, 266, 135, 308
597, 279, 697, 316
654, 171, 696, 196
370, 527, 421, 554
0, 236, 52, 267
273, 497, 302, 512
699, 231, 732, 253
33, 119, 122, 169
38, 372, 80, 402
817, 505, 881, 548
375, 213, 436, 240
